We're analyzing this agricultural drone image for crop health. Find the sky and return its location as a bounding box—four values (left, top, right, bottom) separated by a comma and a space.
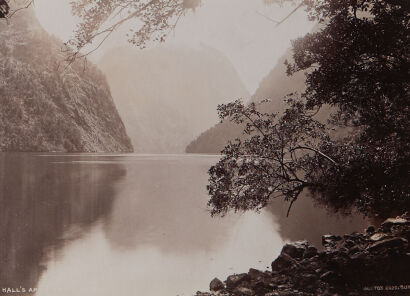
33, 0, 315, 93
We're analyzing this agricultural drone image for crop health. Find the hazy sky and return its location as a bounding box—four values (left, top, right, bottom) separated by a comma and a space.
34, 0, 314, 93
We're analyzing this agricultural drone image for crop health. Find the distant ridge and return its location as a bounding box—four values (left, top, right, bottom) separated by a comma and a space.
99, 46, 249, 153
186, 48, 306, 154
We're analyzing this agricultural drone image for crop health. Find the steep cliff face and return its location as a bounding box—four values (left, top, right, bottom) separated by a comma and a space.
186, 49, 306, 154
0, 8, 133, 152
99, 46, 249, 153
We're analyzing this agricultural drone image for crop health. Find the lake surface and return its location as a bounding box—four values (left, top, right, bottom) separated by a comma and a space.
0, 153, 367, 296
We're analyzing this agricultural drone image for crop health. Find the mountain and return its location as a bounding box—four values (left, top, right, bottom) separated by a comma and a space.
0, 6, 133, 152
98, 46, 249, 153
186, 48, 306, 154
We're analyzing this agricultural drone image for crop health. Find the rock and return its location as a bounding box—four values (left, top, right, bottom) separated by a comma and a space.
248, 268, 267, 280
366, 226, 375, 234
367, 237, 408, 252
226, 273, 250, 288
303, 246, 318, 259
322, 235, 342, 248
369, 233, 390, 241
319, 270, 336, 281
297, 273, 317, 287
381, 217, 409, 232
234, 286, 254, 295
195, 214, 410, 296
347, 245, 361, 255
281, 242, 307, 259
344, 239, 356, 248
209, 277, 224, 291
382, 217, 408, 226
271, 253, 296, 271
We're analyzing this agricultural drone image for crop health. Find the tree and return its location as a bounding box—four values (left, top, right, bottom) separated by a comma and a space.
207, 98, 337, 217
66, 0, 202, 60
65, 0, 409, 217
208, 0, 409, 217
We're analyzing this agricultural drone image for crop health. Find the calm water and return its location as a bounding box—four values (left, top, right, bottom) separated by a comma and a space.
0, 153, 366, 296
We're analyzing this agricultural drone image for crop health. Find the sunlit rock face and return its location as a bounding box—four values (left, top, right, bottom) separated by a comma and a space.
99, 46, 249, 153
0, 6, 133, 152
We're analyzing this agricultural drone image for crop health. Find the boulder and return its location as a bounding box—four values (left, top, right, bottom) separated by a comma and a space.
248, 268, 267, 280
322, 235, 342, 249
226, 273, 250, 288
303, 246, 318, 258
367, 237, 408, 252
233, 286, 254, 295
209, 277, 224, 291
281, 242, 307, 259
271, 253, 296, 271
369, 233, 390, 241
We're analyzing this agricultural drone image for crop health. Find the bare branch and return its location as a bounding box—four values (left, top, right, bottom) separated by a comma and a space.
291, 146, 338, 165
5, 0, 34, 19
255, 2, 303, 27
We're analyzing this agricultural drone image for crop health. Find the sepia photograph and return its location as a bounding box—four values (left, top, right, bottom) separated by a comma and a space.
0, 0, 409, 295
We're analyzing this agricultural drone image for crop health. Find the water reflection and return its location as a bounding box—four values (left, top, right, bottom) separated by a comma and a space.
0, 153, 126, 289
34, 155, 283, 296
0, 153, 367, 296
103, 157, 238, 253
266, 191, 368, 248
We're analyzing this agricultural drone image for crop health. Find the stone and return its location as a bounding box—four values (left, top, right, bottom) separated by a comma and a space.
381, 217, 409, 232
209, 277, 224, 291
366, 226, 375, 234
248, 268, 267, 280
370, 233, 390, 241
303, 246, 318, 258
382, 217, 408, 227
271, 253, 296, 271
297, 273, 317, 287
234, 286, 254, 295
226, 273, 250, 288
195, 215, 410, 296
344, 239, 356, 248
322, 235, 342, 248
320, 271, 336, 281
367, 237, 408, 252
281, 242, 307, 259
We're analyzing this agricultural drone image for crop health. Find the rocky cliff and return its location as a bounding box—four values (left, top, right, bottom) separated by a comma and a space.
0, 7, 133, 152
99, 46, 249, 153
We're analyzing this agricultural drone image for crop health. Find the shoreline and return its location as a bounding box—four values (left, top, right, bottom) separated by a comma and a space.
195, 213, 410, 296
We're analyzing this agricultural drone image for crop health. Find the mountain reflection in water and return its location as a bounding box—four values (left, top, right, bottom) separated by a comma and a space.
0, 153, 366, 296
0, 153, 125, 289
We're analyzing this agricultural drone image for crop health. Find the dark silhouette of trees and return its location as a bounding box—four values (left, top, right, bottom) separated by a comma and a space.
208, 0, 409, 218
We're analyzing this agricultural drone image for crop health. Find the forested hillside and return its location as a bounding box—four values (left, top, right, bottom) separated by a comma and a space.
0, 7, 133, 152
186, 49, 306, 153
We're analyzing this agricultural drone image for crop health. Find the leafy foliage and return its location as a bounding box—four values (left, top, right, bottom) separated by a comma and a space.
68, 0, 201, 59
208, 0, 409, 217
208, 98, 336, 216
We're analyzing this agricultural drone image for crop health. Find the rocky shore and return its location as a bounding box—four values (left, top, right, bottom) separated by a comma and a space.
196, 213, 410, 296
